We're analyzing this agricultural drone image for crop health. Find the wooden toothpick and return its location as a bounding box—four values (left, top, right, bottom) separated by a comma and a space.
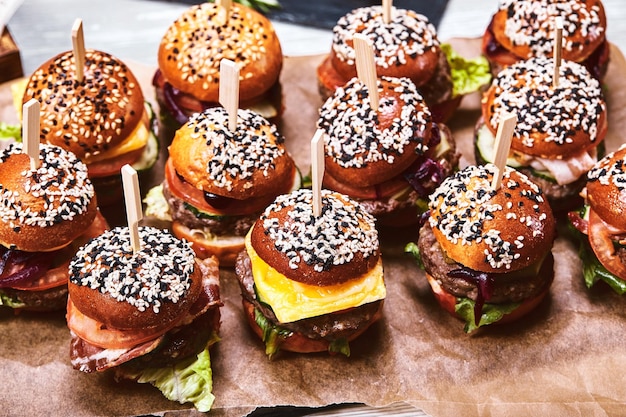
217, 0, 232, 20
310, 129, 325, 217
490, 113, 517, 191
71, 18, 85, 83
219, 59, 240, 132
382, 0, 393, 24
121, 164, 143, 253
553, 16, 563, 88
353, 33, 379, 112
22, 99, 40, 170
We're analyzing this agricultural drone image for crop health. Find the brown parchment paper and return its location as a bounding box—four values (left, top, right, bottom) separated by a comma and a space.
1, 38, 626, 417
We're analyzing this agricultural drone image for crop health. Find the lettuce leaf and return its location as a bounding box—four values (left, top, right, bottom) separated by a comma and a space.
254, 306, 292, 359
578, 238, 626, 294
441, 43, 492, 97
404, 242, 425, 270
455, 297, 520, 333
0, 122, 21, 142
0, 291, 26, 309
118, 344, 217, 412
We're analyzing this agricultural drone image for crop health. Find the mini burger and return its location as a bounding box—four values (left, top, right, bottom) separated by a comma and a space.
316, 5, 491, 122
482, 0, 610, 80
317, 75, 459, 227
144, 107, 300, 266
475, 56, 607, 212
67, 226, 222, 411
568, 144, 626, 294
235, 188, 385, 357
408, 164, 556, 333
0, 142, 108, 311
154, 2, 283, 136
21, 49, 159, 206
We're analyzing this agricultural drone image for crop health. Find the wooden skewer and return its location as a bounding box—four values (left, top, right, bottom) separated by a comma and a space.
553, 16, 563, 88
217, 0, 232, 20
382, 0, 393, 24
22, 98, 40, 170
219, 59, 240, 133
310, 129, 325, 217
353, 33, 380, 112
121, 164, 143, 254
490, 113, 517, 191
71, 18, 85, 83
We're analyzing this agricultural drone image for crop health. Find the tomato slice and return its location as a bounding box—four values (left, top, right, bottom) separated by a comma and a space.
10, 211, 109, 291
588, 209, 626, 281
165, 158, 291, 216
66, 299, 173, 350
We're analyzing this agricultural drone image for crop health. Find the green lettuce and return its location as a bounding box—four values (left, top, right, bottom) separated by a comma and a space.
0, 291, 26, 309
118, 344, 217, 412
254, 306, 292, 359
455, 297, 520, 333
404, 242, 424, 270
0, 122, 21, 142
441, 43, 492, 98
579, 238, 626, 294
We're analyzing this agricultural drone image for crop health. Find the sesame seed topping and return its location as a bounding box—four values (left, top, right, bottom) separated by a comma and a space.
261, 189, 379, 272
429, 164, 547, 269
0, 142, 94, 230
317, 76, 430, 169
489, 56, 605, 147
186, 107, 286, 191
332, 6, 439, 68
68, 226, 195, 313
587, 143, 626, 191
161, 3, 273, 89
23, 49, 140, 159
498, 0, 604, 57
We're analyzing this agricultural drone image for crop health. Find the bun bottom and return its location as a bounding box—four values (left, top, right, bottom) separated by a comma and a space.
172, 221, 245, 267
425, 273, 551, 327
242, 298, 382, 354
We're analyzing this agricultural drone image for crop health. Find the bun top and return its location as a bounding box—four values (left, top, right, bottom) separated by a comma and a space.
68, 226, 201, 330
329, 6, 441, 87
482, 56, 607, 160
169, 107, 295, 200
317, 76, 432, 187
250, 189, 380, 286
492, 0, 606, 63
429, 164, 556, 273
0, 142, 97, 252
22, 49, 145, 161
158, 2, 283, 103
585, 144, 626, 230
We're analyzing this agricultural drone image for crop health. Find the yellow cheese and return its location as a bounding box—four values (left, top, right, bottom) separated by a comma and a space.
245, 228, 386, 324
83, 115, 149, 163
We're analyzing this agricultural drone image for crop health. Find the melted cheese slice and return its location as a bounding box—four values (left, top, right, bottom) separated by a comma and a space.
83, 115, 149, 163
245, 228, 386, 324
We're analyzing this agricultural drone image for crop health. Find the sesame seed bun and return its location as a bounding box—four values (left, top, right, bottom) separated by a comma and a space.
482, 56, 607, 160
250, 189, 380, 287
490, 0, 606, 65
68, 226, 203, 332
318, 6, 441, 92
22, 49, 145, 161
157, 2, 282, 104
318, 76, 433, 188
429, 164, 556, 274
316, 6, 455, 121
585, 144, 626, 231
0, 143, 97, 252
168, 107, 295, 200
